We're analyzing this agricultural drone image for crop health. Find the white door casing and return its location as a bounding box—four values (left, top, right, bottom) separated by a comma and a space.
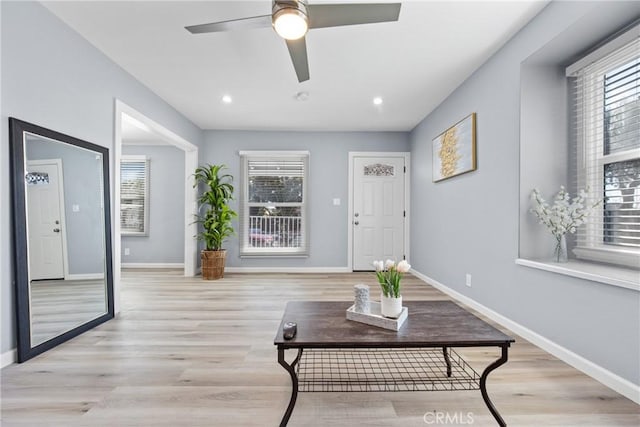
26, 160, 67, 280
351, 155, 407, 271
114, 100, 199, 315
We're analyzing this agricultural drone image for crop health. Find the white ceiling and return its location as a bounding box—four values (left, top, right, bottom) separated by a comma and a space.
43, 0, 548, 132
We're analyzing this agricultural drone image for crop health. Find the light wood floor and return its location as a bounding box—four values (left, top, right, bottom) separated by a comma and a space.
1, 271, 638, 426
31, 279, 107, 346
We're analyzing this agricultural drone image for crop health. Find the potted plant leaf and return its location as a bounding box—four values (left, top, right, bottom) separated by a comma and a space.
194, 164, 237, 280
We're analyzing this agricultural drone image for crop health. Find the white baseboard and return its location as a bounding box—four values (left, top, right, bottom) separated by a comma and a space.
122, 263, 184, 269
66, 273, 105, 280
225, 267, 351, 274
1, 349, 16, 368
410, 268, 640, 405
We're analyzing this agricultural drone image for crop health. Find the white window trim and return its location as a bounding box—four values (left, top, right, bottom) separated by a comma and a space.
567, 25, 640, 268
575, 73, 640, 267
239, 150, 310, 257
120, 155, 149, 236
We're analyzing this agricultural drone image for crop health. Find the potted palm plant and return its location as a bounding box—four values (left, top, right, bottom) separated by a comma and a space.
194, 164, 237, 280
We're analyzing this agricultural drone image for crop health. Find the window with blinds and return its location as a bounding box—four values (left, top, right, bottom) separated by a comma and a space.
120, 156, 149, 236
239, 151, 309, 256
568, 31, 639, 267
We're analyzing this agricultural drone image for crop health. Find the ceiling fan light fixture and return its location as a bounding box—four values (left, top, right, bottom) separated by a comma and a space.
273, 5, 308, 40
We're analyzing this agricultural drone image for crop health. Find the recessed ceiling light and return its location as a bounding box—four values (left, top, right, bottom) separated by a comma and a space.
222, 95, 232, 104
373, 97, 383, 106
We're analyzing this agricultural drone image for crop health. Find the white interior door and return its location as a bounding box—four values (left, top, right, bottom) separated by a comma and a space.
26, 160, 65, 280
352, 156, 406, 270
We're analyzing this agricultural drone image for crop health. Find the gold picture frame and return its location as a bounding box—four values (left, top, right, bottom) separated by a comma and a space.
432, 113, 477, 182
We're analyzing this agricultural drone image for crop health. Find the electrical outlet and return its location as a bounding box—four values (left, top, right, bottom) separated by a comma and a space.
124, 248, 130, 256
465, 273, 472, 287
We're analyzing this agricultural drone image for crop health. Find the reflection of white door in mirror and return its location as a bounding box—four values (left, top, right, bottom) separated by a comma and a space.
26, 160, 66, 281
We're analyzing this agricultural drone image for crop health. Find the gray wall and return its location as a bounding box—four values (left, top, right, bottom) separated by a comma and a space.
202, 130, 410, 268
26, 136, 105, 275
1, 1, 203, 355
121, 145, 185, 264
519, 63, 569, 258
409, 1, 640, 385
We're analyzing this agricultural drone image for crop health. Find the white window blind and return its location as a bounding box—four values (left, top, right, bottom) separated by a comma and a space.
239, 152, 309, 256
120, 156, 149, 236
569, 33, 640, 268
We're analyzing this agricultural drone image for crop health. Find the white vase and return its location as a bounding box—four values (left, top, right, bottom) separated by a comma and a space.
380, 294, 402, 318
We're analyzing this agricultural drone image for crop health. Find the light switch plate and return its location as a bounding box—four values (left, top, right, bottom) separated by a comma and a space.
333, 198, 341, 206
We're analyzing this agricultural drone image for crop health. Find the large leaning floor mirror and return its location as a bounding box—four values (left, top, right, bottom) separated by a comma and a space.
9, 118, 114, 362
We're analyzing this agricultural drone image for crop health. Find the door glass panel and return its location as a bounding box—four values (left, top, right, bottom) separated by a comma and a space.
364, 163, 395, 177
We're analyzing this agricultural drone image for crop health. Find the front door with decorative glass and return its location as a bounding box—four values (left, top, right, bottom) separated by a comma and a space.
352, 155, 406, 271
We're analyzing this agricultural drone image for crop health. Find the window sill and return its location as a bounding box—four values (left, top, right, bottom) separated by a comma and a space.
122, 232, 148, 237
573, 246, 640, 269
515, 258, 639, 292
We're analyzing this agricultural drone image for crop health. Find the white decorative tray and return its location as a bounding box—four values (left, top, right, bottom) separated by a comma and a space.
346, 301, 408, 331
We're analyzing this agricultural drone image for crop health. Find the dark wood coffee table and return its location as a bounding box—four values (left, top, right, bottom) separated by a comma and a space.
274, 301, 515, 426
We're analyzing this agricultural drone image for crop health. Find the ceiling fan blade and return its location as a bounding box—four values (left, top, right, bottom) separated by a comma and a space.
285, 37, 310, 83
307, 3, 401, 29
185, 15, 271, 34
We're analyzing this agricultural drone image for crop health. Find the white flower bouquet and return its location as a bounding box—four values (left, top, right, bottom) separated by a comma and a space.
530, 186, 601, 261
373, 259, 411, 298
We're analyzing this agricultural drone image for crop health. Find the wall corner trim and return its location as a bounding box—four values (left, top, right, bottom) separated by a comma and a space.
410, 268, 640, 405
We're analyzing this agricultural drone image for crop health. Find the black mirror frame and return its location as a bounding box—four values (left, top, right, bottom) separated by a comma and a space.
9, 117, 115, 362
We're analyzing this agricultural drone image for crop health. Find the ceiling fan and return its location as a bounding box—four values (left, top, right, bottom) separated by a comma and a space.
185, 1, 401, 83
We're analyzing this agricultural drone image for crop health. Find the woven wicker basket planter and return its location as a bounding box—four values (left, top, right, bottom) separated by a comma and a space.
201, 249, 226, 280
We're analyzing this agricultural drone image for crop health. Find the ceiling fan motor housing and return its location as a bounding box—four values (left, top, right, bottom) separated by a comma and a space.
273, 0, 308, 15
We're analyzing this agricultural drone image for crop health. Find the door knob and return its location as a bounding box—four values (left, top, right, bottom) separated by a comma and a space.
354, 213, 359, 217
354, 221, 359, 226
53, 228, 60, 233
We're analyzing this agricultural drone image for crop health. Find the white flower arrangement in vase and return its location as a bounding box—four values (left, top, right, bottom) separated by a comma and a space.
373, 259, 411, 318
530, 186, 601, 262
